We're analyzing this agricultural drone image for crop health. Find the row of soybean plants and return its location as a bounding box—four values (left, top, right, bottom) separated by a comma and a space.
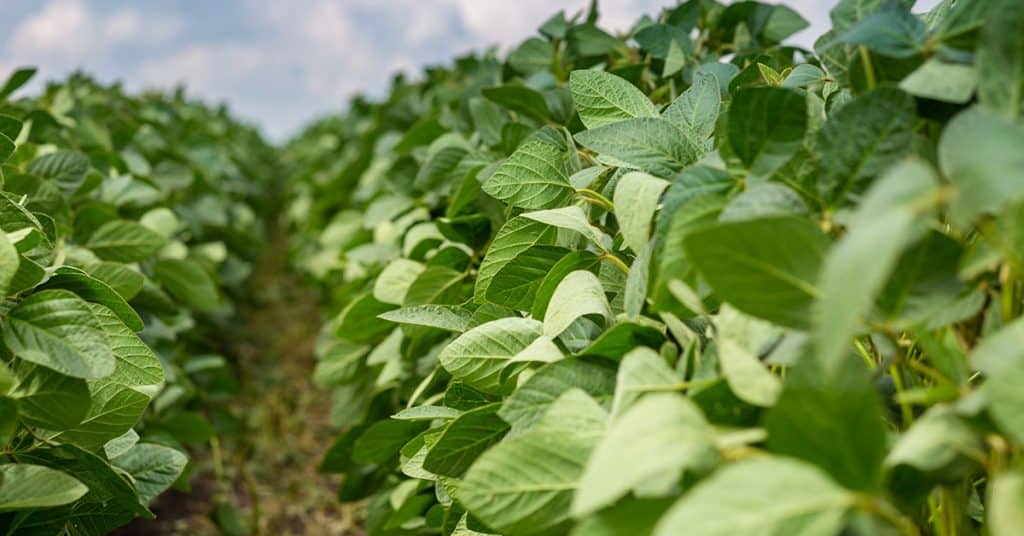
287, 0, 1024, 534
0, 70, 277, 533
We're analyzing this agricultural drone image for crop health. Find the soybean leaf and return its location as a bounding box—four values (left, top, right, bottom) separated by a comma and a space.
572, 393, 717, 517
613, 172, 669, 254
684, 216, 830, 330
0, 464, 87, 512
86, 220, 166, 263
653, 458, 852, 536
575, 118, 698, 177
728, 87, 807, 180
439, 317, 544, 394
569, 70, 658, 129
482, 140, 573, 209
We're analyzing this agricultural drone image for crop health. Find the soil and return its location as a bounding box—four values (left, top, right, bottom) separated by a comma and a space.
114, 226, 364, 535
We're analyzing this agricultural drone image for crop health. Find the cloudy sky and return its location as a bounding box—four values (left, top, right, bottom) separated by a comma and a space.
0, 0, 940, 140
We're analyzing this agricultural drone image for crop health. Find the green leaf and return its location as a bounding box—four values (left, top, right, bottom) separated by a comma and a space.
543, 270, 611, 337
522, 206, 608, 249
439, 317, 544, 394
423, 404, 509, 477
85, 262, 145, 300
352, 419, 428, 465
613, 172, 670, 254
728, 87, 807, 179
153, 258, 220, 312
899, 58, 976, 104
612, 347, 680, 417
0, 67, 36, 100
569, 70, 658, 129
662, 72, 720, 143
815, 158, 938, 373
27, 150, 90, 193
684, 216, 830, 329
970, 318, 1024, 444
476, 217, 557, 305
379, 304, 473, 333
86, 220, 166, 263
40, 266, 144, 331
374, 259, 425, 305
817, 87, 915, 203
653, 458, 852, 536
482, 85, 553, 122
989, 468, 1024, 536
0, 231, 18, 297
111, 443, 187, 504
717, 338, 781, 407
575, 118, 698, 177
885, 406, 984, 475
939, 107, 1024, 226
838, 0, 926, 58
459, 390, 607, 534
488, 245, 568, 310
572, 393, 717, 517
483, 140, 573, 209
0, 464, 87, 512
9, 364, 90, 431
976, 0, 1024, 118
334, 293, 396, 344
498, 359, 615, 433
4, 289, 115, 379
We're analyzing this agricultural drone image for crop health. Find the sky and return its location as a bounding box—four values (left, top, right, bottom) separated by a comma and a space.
0, 0, 942, 140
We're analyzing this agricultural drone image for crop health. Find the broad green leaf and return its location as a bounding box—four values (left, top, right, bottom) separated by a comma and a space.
817, 88, 915, 203
4, 289, 115, 379
684, 216, 830, 329
717, 338, 781, 407
404, 266, 470, 306
0, 67, 36, 100
766, 352, 888, 491
522, 206, 607, 249
40, 266, 143, 331
728, 87, 806, 180
569, 70, 658, 129
85, 262, 144, 300
86, 220, 166, 262
653, 458, 852, 536
0, 231, 18, 297
939, 107, 1024, 226
613, 172, 669, 254
970, 318, 1024, 444
612, 348, 680, 417
374, 259, 425, 305
899, 58, 976, 103
662, 72, 720, 142
379, 304, 473, 333
352, 419, 428, 465
482, 140, 573, 209
152, 258, 219, 312
459, 390, 607, 534
10, 364, 89, 431
392, 406, 460, 421
976, 0, 1024, 118
571, 498, 673, 536
572, 393, 717, 517
439, 317, 544, 394
334, 293, 396, 344
719, 183, 809, 222
487, 245, 567, 310
423, 404, 509, 477
575, 118, 698, 177
543, 270, 611, 337
0, 464, 87, 512
26, 150, 89, 193
989, 468, 1024, 536
111, 443, 187, 504
476, 217, 557, 305
499, 359, 615, 433
482, 85, 552, 122
885, 406, 984, 474
838, 0, 926, 57
816, 158, 939, 371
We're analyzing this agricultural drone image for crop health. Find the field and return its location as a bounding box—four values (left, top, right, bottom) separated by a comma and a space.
0, 0, 1022, 534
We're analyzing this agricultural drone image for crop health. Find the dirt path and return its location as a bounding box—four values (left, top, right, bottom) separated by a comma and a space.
117, 228, 361, 535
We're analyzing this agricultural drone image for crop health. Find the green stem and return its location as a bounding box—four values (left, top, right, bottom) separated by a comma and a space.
859, 46, 877, 90
601, 253, 630, 274
576, 188, 614, 212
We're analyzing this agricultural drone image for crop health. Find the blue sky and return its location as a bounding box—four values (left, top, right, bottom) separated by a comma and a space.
0, 0, 940, 140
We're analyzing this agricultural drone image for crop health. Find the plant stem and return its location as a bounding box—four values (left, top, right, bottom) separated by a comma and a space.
576, 188, 614, 212
859, 46, 877, 90
601, 253, 630, 274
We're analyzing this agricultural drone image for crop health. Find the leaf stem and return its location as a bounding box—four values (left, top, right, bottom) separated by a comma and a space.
576, 188, 615, 212
859, 46, 877, 90
601, 252, 630, 274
